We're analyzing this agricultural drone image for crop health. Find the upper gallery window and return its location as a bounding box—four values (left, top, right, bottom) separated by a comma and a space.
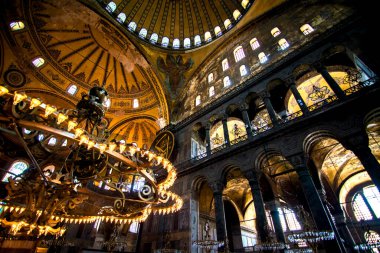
128, 22, 137, 32
250, 38, 260, 50
208, 73, 214, 83
258, 52, 268, 64
271, 27, 281, 37
2, 161, 29, 182
223, 76, 231, 87
106, 1, 117, 13
117, 13, 126, 23
224, 19, 232, 30
195, 95, 201, 106
278, 38, 290, 50
67, 84, 78, 95
184, 38, 191, 48
10, 21, 25, 31
162, 37, 169, 47
278, 207, 302, 231
233, 10, 242, 20
150, 33, 158, 44
353, 185, 380, 221
214, 26, 222, 37
194, 35, 201, 46
209, 86, 215, 97
173, 38, 180, 49
234, 46, 245, 62
240, 65, 248, 76
32, 57, 45, 68
139, 28, 148, 39
133, 98, 139, 108
204, 31, 212, 42
300, 24, 314, 35
222, 59, 229, 71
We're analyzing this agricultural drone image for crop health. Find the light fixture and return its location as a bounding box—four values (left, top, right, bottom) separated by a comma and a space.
0, 86, 182, 238
193, 220, 225, 252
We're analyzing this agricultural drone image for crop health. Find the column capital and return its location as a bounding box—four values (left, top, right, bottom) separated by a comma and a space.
259, 91, 271, 99
221, 113, 229, 121
205, 123, 211, 130
244, 169, 260, 182
285, 76, 296, 86
239, 102, 249, 111
340, 131, 370, 152
286, 153, 308, 170
312, 61, 324, 71
209, 181, 224, 194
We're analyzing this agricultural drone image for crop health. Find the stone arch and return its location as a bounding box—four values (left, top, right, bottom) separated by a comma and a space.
266, 78, 288, 115
292, 63, 312, 80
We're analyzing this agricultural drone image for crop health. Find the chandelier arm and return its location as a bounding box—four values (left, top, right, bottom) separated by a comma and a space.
10, 121, 49, 184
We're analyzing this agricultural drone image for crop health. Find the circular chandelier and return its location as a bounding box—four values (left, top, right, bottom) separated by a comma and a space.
287, 231, 335, 244
192, 221, 224, 252
253, 241, 288, 251
0, 85, 182, 237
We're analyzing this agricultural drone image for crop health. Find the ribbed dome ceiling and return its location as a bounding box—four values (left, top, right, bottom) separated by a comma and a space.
98, 0, 254, 50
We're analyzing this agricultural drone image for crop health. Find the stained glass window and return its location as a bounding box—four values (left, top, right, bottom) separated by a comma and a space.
2, 161, 29, 182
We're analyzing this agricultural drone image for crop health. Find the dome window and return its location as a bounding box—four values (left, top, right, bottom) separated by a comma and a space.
271, 27, 281, 37
300, 24, 314, 35
133, 98, 139, 108
32, 57, 45, 68
117, 13, 126, 23
173, 38, 180, 49
128, 22, 137, 32
224, 19, 232, 30
204, 31, 212, 42
233, 10, 242, 20
106, 1, 117, 13
184, 38, 191, 48
139, 28, 147, 39
150, 33, 158, 44
214, 26, 222, 37
194, 35, 201, 46
195, 95, 201, 106
162, 37, 169, 47
10, 21, 25, 31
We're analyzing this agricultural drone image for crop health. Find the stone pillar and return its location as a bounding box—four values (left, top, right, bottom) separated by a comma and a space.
240, 103, 253, 139
286, 77, 309, 114
210, 181, 228, 252
342, 131, 380, 192
190, 189, 200, 253
260, 92, 279, 126
333, 211, 356, 253
314, 63, 346, 99
266, 200, 286, 243
205, 124, 211, 156
289, 154, 346, 253
245, 170, 270, 242
222, 115, 230, 147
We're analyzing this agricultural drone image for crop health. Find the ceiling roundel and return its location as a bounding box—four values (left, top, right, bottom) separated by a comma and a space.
97, 0, 254, 50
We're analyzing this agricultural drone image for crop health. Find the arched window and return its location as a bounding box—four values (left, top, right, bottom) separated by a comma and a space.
278, 207, 302, 232
222, 59, 229, 71
240, 65, 248, 76
258, 52, 268, 64
48, 137, 57, 146
250, 38, 260, 50
209, 86, 215, 97
271, 27, 281, 37
133, 98, 139, 108
106, 1, 117, 13
184, 38, 191, 48
208, 73, 214, 83
233, 10, 242, 20
10, 21, 25, 31
278, 38, 289, 50
161, 37, 169, 47
128, 22, 137, 32
67, 84, 77, 95
194, 35, 201, 46
173, 38, 180, 49
364, 230, 380, 252
214, 26, 222, 37
32, 57, 45, 68
204, 31, 212, 42
150, 33, 158, 44
224, 19, 232, 30
300, 24, 314, 35
353, 185, 380, 221
139, 28, 147, 38
117, 13, 126, 23
129, 222, 139, 233
195, 95, 201, 106
223, 76, 231, 87
2, 161, 29, 182
241, 0, 250, 8
233, 46, 245, 62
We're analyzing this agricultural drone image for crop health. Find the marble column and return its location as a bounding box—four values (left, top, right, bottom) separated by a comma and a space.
314, 63, 346, 99
222, 115, 230, 147
210, 181, 228, 252
286, 78, 309, 114
245, 170, 270, 242
342, 131, 380, 192
290, 154, 346, 253
260, 92, 279, 126
240, 103, 253, 139
266, 200, 286, 243
205, 124, 211, 156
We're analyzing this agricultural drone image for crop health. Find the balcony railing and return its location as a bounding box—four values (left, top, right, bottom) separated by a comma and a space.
307, 94, 338, 112
211, 143, 227, 154
231, 134, 248, 145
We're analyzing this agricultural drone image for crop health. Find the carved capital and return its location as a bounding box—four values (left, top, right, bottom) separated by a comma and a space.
312, 61, 324, 71
340, 131, 370, 152
259, 91, 271, 99
285, 76, 296, 86
209, 181, 224, 194
221, 113, 229, 121
286, 153, 307, 170
239, 102, 249, 111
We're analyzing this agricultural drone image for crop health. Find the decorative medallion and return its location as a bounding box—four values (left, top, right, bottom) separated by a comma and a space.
3, 69, 26, 88
149, 131, 175, 159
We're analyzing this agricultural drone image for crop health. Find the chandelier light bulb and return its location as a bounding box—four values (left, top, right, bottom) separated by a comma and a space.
67, 121, 78, 132
156, 156, 163, 165
108, 142, 117, 152
0, 85, 9, 96
87, 140, 95, 150
148, 152, 155, 161
44, 105, 57, 117
74, 128, 84, 138
119, 143, 127, 153
57, 113, 68, 125
79, 135, 89, 145
98, 143, 107, 154
129, 146, 137, 156
29, 98, 42, 109
13, 92, 28, 105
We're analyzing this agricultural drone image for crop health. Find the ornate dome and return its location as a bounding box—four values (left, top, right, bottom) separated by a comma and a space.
95, 0, 255, 50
